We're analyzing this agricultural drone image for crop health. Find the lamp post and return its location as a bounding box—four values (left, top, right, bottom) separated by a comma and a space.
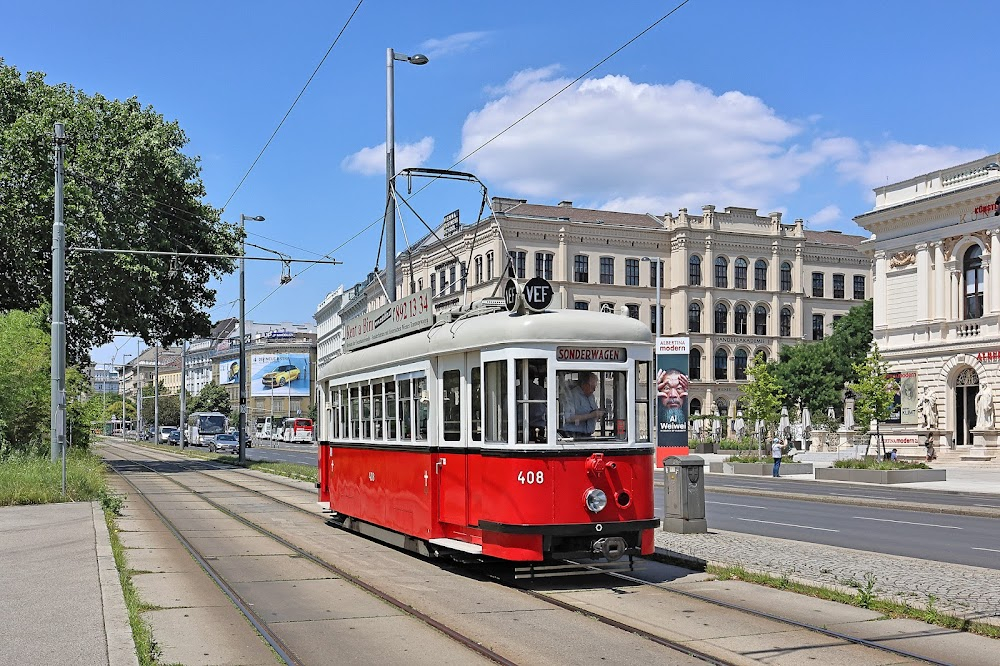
642, 257, 663, 336
239, 213, 265, 463
385, 47, 428, 303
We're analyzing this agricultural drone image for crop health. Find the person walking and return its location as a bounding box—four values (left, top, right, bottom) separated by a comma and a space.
771, 436, 784, 477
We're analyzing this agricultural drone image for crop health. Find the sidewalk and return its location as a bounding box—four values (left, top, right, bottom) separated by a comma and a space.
0, 502, 137, 666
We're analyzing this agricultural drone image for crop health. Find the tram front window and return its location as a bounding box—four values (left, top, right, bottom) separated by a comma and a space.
557, 370, 627, 441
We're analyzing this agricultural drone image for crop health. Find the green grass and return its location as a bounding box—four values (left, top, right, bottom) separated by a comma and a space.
0, 449, 108, 506
832, 458, 930, 470
139, 441, 318, 484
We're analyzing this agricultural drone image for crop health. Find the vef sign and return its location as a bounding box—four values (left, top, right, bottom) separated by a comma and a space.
523, 277, 553, 312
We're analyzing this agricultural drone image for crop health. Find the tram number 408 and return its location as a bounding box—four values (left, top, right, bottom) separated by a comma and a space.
517, 470, 545, 484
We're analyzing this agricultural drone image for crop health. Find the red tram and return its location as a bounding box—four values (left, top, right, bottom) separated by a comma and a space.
316, 290, 659, 563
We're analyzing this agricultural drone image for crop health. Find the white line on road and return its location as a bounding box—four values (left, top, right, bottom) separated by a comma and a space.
853, 517, 962, 530
829, 493, 887, 500
971, 547, 1000, 553
707, 501, 766, 509
973, 504, 1000, 509
736, 518, 839, 532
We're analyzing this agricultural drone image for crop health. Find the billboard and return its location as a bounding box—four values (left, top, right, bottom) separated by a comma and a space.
218, 358, 241, 386
250, 353, 310, 397
885, 371, 917, 425
655, 337, 690, 465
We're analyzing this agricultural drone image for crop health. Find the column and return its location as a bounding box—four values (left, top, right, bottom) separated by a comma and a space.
915, 243, 930, 322
873, 251, 887, 329
992, 230, 1000, 314
933, 242, 945, 320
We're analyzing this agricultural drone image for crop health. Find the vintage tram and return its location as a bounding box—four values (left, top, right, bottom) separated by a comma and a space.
316, 286, 659, 563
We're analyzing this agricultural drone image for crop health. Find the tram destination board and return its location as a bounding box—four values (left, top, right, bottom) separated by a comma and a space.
344, 288, 434, 351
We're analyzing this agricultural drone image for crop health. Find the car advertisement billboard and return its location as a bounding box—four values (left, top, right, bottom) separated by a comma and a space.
250, 353, 310, 397
218, 358, 241, 386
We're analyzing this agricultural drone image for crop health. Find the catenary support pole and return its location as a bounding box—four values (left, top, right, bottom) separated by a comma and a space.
50, 123, 67, 461
154, 344, 160, 441
179, 341, 187, 448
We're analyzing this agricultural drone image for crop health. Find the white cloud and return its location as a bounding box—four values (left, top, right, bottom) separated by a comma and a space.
419, 31, 489, 59
807, 204, 842, 227
836, 141, 986, 191
341, 137, 435, 176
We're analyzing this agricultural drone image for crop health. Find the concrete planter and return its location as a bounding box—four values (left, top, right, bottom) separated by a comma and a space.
814, 467, 947, 484
708, 461, 723, 473
722, 462, 813, 476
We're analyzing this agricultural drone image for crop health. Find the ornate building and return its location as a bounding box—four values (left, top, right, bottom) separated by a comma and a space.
856, 155, 1000, 459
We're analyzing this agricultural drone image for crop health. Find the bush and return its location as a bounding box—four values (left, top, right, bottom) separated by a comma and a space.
727, 454, 796, 463
833, 458, 929, 470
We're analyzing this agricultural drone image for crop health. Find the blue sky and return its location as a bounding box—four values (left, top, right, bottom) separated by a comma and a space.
4, 1, 998, 364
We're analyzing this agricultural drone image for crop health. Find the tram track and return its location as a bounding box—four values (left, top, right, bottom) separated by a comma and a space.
101, 442, 957, 666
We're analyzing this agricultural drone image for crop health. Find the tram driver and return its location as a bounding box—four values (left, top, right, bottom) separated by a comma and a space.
560, 371, 605, 437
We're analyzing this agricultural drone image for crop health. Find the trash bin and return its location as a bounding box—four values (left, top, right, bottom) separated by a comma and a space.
662, 455, 707, 534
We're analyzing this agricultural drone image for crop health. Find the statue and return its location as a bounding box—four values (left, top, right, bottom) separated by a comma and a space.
917, 387, 938, 430
976, 384, 995, 429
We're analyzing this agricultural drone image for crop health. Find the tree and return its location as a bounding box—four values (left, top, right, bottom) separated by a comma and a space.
0, 61, 240, 362
847, 343, 896, 458
189, 383, 231, 415
0, 309, 51, 454
739, 353, 787, 454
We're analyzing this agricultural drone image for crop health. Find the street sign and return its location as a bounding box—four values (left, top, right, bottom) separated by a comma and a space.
503, 279, 520, 312
522, 277, 553, 312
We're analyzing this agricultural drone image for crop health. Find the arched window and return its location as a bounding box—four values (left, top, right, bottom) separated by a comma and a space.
689, 348, 702, 380
780, 307, 792, 337
715, 397, 729, 416
715, 257, 729, 288
734, 348, 749, 380
690, 398, 702, 415
755, 349, 768, 364
714, 303, 728, 333
735, 258, 748, 289
688, 302, 702, 332
689, 255, 702, 286
734, 304, 748, 334
714, 349, 728, 380
754, 306, 767, 335
755, 259, 768, 290
964, 245, 985, 320
780, 262, 792, 292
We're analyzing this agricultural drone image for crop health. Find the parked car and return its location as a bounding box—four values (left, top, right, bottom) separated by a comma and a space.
210, 432, 239, 454
167, 430, 181, 445
262, 363, 301, 388
158, 426, 178, 444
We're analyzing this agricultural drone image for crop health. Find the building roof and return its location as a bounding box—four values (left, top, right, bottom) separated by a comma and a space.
803, 230, 866, 247
496, 200, 664, 229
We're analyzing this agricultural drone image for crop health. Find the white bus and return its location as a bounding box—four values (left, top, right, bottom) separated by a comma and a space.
187, 411, 228, 447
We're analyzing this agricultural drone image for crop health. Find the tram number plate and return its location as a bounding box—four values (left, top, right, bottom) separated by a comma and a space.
517, 470, 545, 484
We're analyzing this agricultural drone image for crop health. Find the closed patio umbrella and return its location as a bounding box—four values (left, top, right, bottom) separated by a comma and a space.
779, 406, 791, 439
733, 411, 746, 438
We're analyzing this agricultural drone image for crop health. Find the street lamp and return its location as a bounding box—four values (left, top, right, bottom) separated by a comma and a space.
385, 47, 429, 303
239, 213, 265, 463
641, 257, 663, 337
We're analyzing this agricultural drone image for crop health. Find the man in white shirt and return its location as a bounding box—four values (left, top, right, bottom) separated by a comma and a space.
771, 436, 784, 477
561, 372, 604, 437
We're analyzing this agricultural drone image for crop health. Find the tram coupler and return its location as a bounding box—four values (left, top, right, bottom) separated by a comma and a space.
593, 536, 627, 561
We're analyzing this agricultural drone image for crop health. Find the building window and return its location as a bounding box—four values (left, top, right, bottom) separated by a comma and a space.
854, 275, 866, 300
754, 259, 767, 290
756, 349, 768, 363
535, 252, 553, 280
689, 303, 701, 333
734, 348, 749, 380
754, 306, 767, 335
574, 301, 589, 310
600, 257, 615, 284
714, 349, 728, 380
574, 255, 589, 282
965, 245, 985, 319
650, 260, 663, 287
812, 314, 824, 340
734, 304, 748, 334
600, 302, 615, 313
689, 255, 702, 286
487, 252, 494, 280
460, 261, 467, 290
650, 305, 664, 334
625, 258, 639, 286
714, 303, 728, 333
780, 307, 792, 337
689, 348, 702, 380
417, 277, 423, 292
833, 274, 844, 299
475, 256, 483, 284
780, 262, 792, 292
439, 269, 447, 295
812, 272, 824, 297
508, 251, 526, 279
734, 258, 748, 289
449, 264, 457, 293
833, 314, 843, 328
626, 304, 640, 319
430, 273, 436, 295
715, 257, 729, 288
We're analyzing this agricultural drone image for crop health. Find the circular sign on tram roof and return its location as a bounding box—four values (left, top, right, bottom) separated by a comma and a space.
522, 277, 554, 312
503, 278, 521, 312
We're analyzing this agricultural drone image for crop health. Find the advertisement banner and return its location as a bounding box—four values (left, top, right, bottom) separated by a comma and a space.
218, 358, 241, 386
655, 337, 690, 465
885, 371, 917, 424
250, 353, 310, 397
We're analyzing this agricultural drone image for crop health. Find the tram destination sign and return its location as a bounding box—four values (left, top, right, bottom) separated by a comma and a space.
344, 288, 434, 351
556, 347, 627, 362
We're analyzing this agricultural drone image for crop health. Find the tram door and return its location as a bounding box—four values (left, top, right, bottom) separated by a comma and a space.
436, 354, 469, 527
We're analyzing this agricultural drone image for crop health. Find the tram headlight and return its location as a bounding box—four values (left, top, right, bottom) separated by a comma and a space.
584, 488, 608, 513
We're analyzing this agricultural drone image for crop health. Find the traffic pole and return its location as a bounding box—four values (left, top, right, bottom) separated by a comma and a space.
50, 123, 67, 461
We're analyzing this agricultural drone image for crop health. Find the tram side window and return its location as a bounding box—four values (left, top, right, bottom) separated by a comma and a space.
350, 386, 360, 438
516, 359, 547, 444
635, 361, 650, 442
385, 380, 397, 440
471, 366, 482, 442
372, 382, 384, 440
338, 388, 348, 439
442, 370, 461, 441
557, 370, 627, 441
361, 384, 372, 439
398, 380, 412, 440
484, 360, 508, 442
414, 376, 429, 441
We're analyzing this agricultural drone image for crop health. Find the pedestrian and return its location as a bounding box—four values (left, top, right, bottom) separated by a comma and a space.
771, 436, 784, 477
925, 438, 936, 462
890, 448, 898, 462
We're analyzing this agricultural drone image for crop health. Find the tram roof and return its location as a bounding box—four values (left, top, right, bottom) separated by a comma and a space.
319, 309, 653, 382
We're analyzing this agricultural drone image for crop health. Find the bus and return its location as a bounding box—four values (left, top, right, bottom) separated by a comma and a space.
187, 411, 228, 447
280, 417, 313, 442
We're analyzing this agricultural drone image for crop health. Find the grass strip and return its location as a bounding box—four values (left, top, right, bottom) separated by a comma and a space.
0, 450, 107, 506
133, 441, 318, 483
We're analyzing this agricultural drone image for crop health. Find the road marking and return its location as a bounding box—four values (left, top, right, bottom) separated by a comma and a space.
853, 517, 962, 530
829, 492, 887, 500
736, 518, 839, 532
973, 504, 1000, 509
707, 501, 766, 509
971, 547, 1000, 553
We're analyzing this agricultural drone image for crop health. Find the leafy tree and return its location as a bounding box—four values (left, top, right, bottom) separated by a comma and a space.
0, 309, 51, 452
739, 353, 787, 452
847, 343, 895, 457
189, 383, 231, 415
0, 60, 240, 362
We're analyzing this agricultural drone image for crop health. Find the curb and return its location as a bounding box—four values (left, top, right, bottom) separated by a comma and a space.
92, 502, 139, 666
